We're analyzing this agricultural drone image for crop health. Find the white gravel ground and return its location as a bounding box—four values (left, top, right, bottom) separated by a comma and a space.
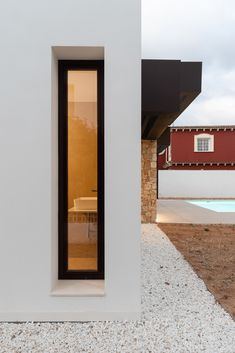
0, 224, 235, 353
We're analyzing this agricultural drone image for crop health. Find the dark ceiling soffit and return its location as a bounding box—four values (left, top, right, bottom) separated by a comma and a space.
157, 127, 170, 153
141, 60, 202, 140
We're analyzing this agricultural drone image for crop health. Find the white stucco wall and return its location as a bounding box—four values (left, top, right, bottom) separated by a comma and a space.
0, 0, 141, 321
159, 170, 235, 198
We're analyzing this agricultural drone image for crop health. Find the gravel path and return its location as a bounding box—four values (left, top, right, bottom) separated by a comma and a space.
0, 224, 234, 353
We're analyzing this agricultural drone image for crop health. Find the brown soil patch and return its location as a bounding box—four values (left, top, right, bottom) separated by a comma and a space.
158, 223, 235, 319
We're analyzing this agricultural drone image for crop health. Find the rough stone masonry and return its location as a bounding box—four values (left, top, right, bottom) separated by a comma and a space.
141, 140, 157, 223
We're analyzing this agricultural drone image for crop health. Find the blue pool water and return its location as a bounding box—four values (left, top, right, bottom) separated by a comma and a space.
187, 200, 235, 212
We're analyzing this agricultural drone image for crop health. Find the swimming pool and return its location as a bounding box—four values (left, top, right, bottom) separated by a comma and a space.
187, 200, 235, 212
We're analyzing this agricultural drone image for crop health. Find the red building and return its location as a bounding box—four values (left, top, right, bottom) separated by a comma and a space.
158, 125, 235, 170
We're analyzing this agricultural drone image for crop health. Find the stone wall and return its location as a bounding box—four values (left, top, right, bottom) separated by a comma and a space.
141, 140, 157, 223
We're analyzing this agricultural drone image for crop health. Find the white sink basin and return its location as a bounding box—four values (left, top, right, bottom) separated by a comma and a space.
74, 197, 97, 211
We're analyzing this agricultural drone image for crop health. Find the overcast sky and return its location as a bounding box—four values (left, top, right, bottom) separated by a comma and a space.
142, 0, 235, 126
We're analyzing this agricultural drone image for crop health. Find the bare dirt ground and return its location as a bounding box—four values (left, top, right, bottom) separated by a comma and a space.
158, 223, 235, 319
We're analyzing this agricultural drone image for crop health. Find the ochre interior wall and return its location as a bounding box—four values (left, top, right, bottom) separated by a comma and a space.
68, 102, 97, 209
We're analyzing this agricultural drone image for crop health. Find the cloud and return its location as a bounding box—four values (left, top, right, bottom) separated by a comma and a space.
176, 65, 235, 125
142, 0, 235, 125
176, 94, 235, 126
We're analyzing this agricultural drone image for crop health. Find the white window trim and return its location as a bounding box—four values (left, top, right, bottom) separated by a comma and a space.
194, 133, 214, 152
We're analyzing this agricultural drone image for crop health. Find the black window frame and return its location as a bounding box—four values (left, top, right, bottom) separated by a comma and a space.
58, 60, 104, 280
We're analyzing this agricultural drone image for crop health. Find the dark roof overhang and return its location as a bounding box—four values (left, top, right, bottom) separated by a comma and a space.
157, 127, 170, 153
142, 59, 202, 140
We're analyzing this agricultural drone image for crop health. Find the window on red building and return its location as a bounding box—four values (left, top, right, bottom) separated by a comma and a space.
194, 133, 214, 152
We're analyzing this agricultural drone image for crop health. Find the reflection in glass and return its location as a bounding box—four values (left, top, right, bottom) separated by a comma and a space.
67, 70, 98, 271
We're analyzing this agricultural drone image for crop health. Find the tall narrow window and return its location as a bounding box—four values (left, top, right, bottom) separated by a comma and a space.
58, 61, 104, 279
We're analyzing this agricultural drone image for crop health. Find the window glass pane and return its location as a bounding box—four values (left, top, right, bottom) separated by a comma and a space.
67, 70, 98, 271
197, 138, 209, 152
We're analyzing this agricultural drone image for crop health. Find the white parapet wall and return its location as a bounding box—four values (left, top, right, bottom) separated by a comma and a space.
159, 170, 235, 198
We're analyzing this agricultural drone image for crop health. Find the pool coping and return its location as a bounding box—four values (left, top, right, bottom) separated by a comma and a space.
157, 199, 235, 224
